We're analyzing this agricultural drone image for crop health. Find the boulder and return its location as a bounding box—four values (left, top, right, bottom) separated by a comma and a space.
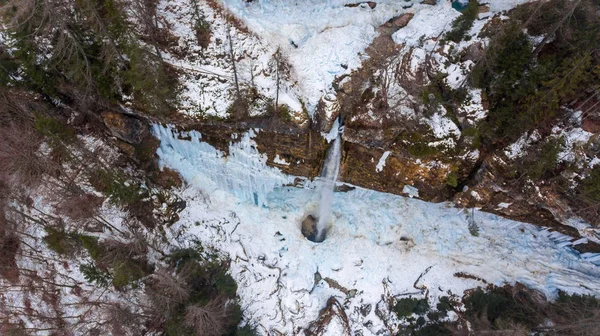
461, 42, 484, 63
393, 13, 414, 28
101, 111, 147, 144
301, 214, 319, 241
583, 118, 600, 133
421, 0, 437, 5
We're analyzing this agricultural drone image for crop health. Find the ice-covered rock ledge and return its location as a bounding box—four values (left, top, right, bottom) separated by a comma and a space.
154, 124, 600, 335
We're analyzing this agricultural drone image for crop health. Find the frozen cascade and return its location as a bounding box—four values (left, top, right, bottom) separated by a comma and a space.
151, 124, 295, 207
314, 120, 343, 241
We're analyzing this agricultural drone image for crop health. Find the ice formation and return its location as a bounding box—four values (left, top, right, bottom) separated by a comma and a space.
152, 124, 295, 207
153, 122, 600, 334
314, 123, 343, 241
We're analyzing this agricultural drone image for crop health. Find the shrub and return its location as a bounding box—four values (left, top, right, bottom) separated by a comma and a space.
445, 1, 479, 43
394, 297, 430, 318
78, 234, 103, 261
446, 171, 459, 188
194, 15, 212, 48
43, 227, 78, 256
236, 325, 258, 336
463, 287, 541, 329
89, 169, 146, 207
80, 262, 111, 287
34, 113, 76, 146
582, 166, 600, 202
112, 261, 147, 289
215, 271, 237, 298
408, 142, 440, 158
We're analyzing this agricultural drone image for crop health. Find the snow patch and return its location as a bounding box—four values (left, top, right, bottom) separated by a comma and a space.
376, 151, 391, 172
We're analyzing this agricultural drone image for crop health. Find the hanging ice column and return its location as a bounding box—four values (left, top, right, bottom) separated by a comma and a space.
314, 118, 344, 241
152, 125, 295, 207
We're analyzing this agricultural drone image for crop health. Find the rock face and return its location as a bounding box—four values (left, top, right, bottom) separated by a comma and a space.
461, 42, 484, 63
101, 111, 147, 144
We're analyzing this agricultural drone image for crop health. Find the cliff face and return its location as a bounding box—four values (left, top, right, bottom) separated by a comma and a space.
147, 0, 600, 251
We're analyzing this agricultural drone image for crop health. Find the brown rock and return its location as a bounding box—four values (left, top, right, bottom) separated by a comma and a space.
367, 1, 377, 9
101, 111, 147, 144
583, 118, 600, 133
461, 42, 484, 63
393, 13, 414, 28
421, 0, 436, 5
301, 214, 318, 241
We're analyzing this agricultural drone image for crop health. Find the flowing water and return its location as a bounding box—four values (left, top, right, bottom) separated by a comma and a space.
315, 125, 343, 241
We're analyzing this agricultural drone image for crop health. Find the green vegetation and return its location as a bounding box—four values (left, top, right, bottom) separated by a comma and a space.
80, 263, 111, 287
89, 169, 146, 207
2, 0, 178, 115
160, 247, 243, 336
393, 297, 430, 317
463, 286, 540, 329
445, 171, 459, 188
582, 166, 600, 202
445, 1, 479, 43
471, 1, 600, 145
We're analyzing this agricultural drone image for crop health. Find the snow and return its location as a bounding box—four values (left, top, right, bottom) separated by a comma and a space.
403, 185, 420, 198
273, 154, 290, 166
152, 124, 295, 207
376, 151, 391, 173
155, 123, 600, 334
427, 110, 461, 139
392, 2, 460, 46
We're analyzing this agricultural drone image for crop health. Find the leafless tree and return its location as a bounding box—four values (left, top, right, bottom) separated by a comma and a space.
0, 123, 46, 190
183, 297, 230, 336
146, 268, 190, 316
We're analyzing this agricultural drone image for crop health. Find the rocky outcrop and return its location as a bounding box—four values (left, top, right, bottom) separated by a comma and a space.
301, 215, 319, 242
101, 111, 147, 144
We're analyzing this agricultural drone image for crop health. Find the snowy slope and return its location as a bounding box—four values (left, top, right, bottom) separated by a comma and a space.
154, 124, 600, 335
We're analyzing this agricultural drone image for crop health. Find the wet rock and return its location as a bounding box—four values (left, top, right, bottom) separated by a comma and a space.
101, 111, 147, 144
335, 184, 356, 193
301, 214, 320, 242
314, 93, 341, 133
171, 200, 187, 212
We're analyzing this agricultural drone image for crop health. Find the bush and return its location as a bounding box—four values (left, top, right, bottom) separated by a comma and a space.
112, 261, 147, 289
394, 297, 430, 318
43, 227, 77, 256
446, 171, 459, 188
194, 15, 212, 48
89, 169, 146, 207
445, 1, 479, 43
582, 166, 600, 202
80, 262, 111, 287
215, 271, 238, 298
408, 142, 440, 158
463, 287, 541, 329
34, 113, 76, 146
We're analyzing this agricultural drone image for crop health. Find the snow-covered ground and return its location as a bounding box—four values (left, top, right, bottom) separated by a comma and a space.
154, 124, 600, 335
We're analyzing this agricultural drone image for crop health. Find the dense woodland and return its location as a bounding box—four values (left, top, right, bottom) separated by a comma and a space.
0, 0, 600, 335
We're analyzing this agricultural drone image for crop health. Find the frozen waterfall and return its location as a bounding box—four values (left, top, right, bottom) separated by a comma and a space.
151, 124, 295, 207
314, 119, 343, 241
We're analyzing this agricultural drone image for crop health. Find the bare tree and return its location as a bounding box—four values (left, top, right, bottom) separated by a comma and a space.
0, 123, 46, 190
183, 297, 229, 336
